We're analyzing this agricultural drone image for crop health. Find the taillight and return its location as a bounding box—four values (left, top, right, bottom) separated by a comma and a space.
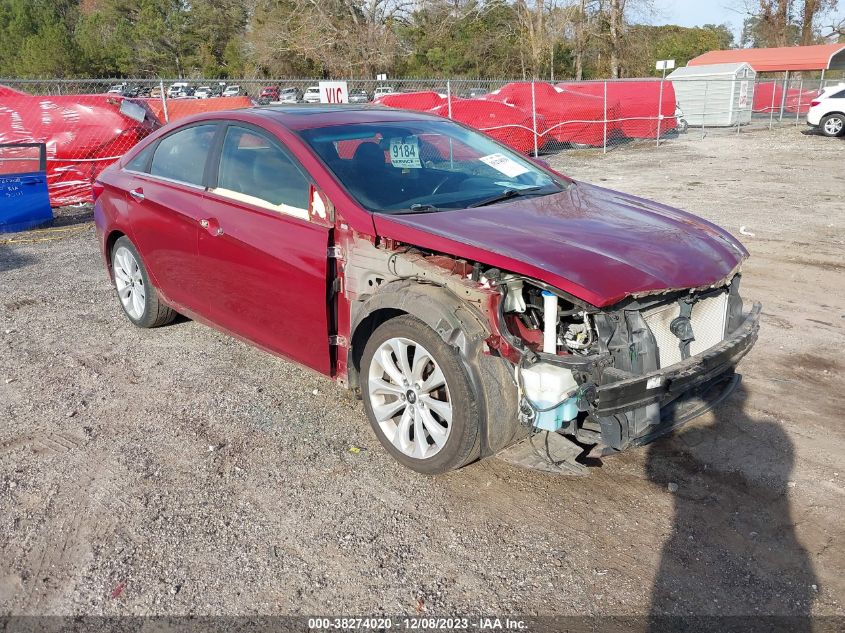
810, 100, 821, 107
92, 181, 105, 201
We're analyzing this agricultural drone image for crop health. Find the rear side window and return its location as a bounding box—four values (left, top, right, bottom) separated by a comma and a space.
124, 144, 155, 173
150, 124, 217, 186
832, 89, 845, 99
215, 126, 310, 214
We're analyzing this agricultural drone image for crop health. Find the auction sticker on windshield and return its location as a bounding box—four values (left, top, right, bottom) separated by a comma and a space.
479, 153, 529, 178
389, 137, 421, 169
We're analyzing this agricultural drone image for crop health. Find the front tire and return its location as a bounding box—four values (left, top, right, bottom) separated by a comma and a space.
111, 236, 177, 328
360, 315, 481, 474
819, 113, 845, 137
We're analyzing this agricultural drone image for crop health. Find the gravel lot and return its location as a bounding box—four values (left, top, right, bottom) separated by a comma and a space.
1, 125, 843, 621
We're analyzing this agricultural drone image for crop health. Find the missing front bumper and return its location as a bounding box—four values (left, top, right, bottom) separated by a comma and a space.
593, 302, 761, 448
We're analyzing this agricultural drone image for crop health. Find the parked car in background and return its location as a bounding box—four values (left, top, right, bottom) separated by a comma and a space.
260, 86, 280, 102
150, 86, 163, 99
94, 106, 760, 475
167, 82, 189, 98
210, 83, 226, 97
222, 85, 242, 97
278, 87, 302, 103
459, 86, 488, 99
303, 86, 321, 103
348, 88, 370, 103
373, 86, 396, 99
194, 86, 212, 99
107, 83, 142, 98
808, 83, 845, 137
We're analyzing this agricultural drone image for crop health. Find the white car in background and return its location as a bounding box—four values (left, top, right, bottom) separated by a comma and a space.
167, 82, 189, 98
808, 83, 845, 137
194, 86, 212, 99
222, 85, 242, 97
303, 86, 321, 103
373, 86, 396, 100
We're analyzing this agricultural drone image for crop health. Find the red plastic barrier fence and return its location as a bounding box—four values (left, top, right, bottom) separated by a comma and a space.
0, 88, 159, 206
556, 80, 676, 139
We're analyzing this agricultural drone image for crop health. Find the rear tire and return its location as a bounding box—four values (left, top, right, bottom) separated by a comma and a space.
360, 315, 481, 474
819, 113, 845, 137
111, 236, 177, 328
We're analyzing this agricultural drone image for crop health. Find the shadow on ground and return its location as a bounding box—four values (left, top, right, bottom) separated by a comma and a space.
646, 383, 817, 631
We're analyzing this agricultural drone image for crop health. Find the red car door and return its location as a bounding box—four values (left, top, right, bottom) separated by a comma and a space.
196, 124, 331, 374
123, 123, 219, 315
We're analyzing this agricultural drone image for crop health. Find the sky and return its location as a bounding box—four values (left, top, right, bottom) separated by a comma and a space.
654, 0, 845, 42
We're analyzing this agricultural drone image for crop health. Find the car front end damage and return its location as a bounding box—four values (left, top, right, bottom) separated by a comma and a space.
342, 237, 760, 471
489, 272, 760, 454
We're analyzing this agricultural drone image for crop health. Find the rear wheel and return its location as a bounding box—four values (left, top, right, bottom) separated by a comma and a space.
820, 113, 845, 137
360, 315, 481, 474
111, 236, 177, 328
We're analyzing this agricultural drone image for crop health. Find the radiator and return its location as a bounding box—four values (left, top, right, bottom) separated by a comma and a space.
642, 293, 729, 368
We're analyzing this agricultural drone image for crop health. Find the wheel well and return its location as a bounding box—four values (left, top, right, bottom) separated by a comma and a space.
105, 230, 125, 261
349, 307, 406, 381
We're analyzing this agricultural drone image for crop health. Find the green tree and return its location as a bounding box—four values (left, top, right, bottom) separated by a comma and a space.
0, 0, 81, 77
624, 24, 735, 78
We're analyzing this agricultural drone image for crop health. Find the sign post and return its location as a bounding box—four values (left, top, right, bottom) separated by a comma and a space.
655, 59, 675, 147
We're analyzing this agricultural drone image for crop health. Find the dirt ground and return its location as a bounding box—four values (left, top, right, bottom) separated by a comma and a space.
1, 125, 843, 622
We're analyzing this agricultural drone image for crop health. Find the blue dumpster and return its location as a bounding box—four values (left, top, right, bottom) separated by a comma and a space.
1, 143, 53, 233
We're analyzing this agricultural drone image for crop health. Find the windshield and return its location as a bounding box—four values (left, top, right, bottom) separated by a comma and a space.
297, 119, 569, 213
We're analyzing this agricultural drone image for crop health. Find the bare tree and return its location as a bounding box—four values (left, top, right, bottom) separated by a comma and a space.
608, 0, 624, 77
800, 0, 839, 44
566, 0, 601, 80
819, 13, 845, 37
245, 0, 414, 77
743, 0, 838, 47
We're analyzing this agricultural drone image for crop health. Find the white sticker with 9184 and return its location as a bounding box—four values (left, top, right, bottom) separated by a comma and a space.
389, 138, 422, 169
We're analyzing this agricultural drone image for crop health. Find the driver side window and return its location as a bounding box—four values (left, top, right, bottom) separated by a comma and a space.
215, 126, 311, 217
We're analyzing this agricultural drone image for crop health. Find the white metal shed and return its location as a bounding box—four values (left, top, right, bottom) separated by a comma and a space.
668, 62, 756, 127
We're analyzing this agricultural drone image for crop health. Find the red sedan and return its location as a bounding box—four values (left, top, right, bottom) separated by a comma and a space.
94, 106, 760, 474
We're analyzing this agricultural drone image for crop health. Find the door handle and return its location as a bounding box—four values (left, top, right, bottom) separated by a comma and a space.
129, 188, 144, 202
199, 219, 209, 229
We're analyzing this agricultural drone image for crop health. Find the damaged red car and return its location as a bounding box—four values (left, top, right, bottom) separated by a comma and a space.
94, 106, 760, 474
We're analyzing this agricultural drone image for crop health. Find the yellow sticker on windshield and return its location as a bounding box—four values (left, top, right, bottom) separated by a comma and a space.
389, 138, 422, 169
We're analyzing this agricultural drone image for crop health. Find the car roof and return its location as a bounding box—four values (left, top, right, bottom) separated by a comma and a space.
251, 105, 443, 130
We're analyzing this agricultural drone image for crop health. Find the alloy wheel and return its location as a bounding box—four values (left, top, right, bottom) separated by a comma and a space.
824, 116, 843, 136
367, 337, 452, 460
113, 246, 146, 320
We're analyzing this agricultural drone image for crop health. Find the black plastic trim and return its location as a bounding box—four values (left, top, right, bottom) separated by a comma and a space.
594, 302, 761, 416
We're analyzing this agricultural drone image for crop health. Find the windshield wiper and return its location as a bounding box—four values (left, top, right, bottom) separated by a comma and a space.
469, 186, 544, 208
390, 203, 442, 215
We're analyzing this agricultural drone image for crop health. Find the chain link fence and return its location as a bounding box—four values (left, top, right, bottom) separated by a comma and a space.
1, 75, 840, 206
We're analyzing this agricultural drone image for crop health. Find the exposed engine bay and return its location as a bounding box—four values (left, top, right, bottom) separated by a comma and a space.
342, 237, 761, 466
496, 270, 752, 452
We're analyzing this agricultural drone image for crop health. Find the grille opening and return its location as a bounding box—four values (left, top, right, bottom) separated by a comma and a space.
642, 293, 728, 368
